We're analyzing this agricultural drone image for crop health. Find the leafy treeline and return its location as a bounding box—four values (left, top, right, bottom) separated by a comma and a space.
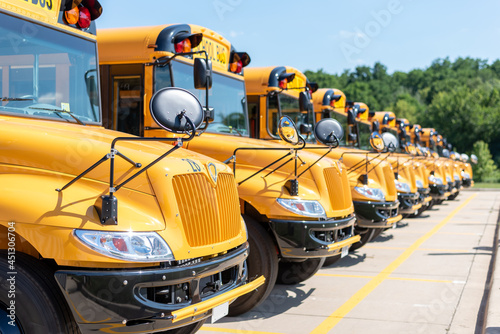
304, 58, 500, 182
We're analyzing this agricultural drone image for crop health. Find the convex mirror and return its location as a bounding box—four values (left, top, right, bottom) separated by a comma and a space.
381, 132, 399, 153
370, 131, 385, 152
278, 116, 300, 145
315, 118, 344, 147
150, 87, 204, 133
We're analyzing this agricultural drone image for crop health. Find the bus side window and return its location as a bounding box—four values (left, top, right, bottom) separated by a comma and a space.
247, 95, 259, 139
112, 76, 142, 136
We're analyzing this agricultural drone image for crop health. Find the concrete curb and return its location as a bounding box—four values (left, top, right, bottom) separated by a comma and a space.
485, 207, 500, 334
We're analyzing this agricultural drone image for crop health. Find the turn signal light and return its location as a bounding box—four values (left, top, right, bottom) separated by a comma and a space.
64, 7, 79, 25
230, 60, 243, 74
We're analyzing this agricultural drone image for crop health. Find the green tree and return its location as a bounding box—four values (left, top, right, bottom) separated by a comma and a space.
471, 141, 500, 182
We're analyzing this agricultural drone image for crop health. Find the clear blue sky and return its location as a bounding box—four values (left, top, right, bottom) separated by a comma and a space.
97, 0, 500, 75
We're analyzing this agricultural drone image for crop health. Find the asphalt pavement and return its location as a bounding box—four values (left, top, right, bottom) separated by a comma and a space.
199, 190, 500, 334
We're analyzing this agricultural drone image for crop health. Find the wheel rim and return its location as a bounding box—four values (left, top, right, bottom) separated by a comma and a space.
0, 301, 25, 334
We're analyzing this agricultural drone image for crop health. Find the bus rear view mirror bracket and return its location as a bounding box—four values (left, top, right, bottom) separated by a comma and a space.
57, 87, 203, 225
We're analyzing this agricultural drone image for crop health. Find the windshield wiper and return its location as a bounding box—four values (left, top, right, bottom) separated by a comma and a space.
229, 126, 243, 137
28, 107, 86, 126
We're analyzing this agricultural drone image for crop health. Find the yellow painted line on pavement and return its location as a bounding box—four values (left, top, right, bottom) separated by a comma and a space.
309, 193, 477, 334
315, 273, 452, 283
200, 327, 285, 334
364, 245, 471, 252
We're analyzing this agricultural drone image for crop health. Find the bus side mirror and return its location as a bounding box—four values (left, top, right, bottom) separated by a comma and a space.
193, 58, 212, 89
471, 154, 478, 164
370, 132, 385, 152
299, 123, 312, 135
347, 109, 356, 125
299, 91, 311, 112
278, 116, 300, 145
85, 71, 99, 106
150, 87, 204, 133
315, 118, 343, 147
381, 132, 399, 153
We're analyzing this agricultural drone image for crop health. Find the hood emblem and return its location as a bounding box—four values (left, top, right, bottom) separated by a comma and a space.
207, 162, 217, 184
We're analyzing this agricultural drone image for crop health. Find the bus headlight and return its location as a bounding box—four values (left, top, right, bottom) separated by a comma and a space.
277, 198, 326, 218
354, 186, 385, 201
395, 180, 411, 193
416, 179, 423, 188
74, 230, 174, 262
428, 175, 443, 185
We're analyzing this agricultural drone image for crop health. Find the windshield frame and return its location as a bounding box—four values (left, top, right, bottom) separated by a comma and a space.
0, 11, 102, 125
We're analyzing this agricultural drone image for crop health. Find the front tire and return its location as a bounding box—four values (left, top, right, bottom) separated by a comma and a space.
0, 251, 79, 334
228, 216, 278, 316
276, 257, 325, 285
349, 227, 376, 252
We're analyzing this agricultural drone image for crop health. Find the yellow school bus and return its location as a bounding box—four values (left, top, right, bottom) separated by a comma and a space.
368, 112, 424, 216
311, 89, 402, 246
420, 128, 457, 203
0, 3, 261, 333
99, 25, 359, 315
245, 68, 400, 252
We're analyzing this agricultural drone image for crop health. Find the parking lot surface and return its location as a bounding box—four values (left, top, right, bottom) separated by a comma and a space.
200, 190, 500, 334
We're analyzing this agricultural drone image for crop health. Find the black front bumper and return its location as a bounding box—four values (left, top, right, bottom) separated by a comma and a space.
430, 183, 449, 200
54, 244, 249, 334
353, 200, 400, 228
462, 178, 472, 187
269, 214, 357, 258
398, 192, 421, 214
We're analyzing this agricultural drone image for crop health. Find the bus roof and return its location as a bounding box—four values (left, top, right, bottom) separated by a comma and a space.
244, 66, 307, 96
98, 24, 234, 72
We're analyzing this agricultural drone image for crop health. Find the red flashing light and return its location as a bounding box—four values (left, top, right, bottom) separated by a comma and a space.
78, 6, 91, 29
175, 39, 192, 53
278, 79, 287, 89
230, 60, 243, 74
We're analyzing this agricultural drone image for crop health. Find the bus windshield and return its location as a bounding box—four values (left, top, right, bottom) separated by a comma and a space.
358, 121, 373, 151
268, 93, 316, 143
0, 13, 100, 124
155, 60, 249, 136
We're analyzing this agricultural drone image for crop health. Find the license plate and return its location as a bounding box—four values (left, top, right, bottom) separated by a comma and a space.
341, 246, 349, 258
211, 302, 229, 323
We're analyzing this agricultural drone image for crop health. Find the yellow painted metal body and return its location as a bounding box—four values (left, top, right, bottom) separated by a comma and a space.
98, 25, 356, 258
311, 90, 400, 205
243, 66, 355, 219
0, 9, 246, 266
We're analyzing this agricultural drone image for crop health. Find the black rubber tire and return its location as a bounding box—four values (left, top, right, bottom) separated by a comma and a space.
322, 254, 342, 267
370, 228, 384, 241
349, 227, 376, 252
0, 251, 79, 334
160, 319, 206, 334
276, 257, 325, 285
448, 192, 459, 200
409, 205, 426, 218
228, 216, 278, 316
